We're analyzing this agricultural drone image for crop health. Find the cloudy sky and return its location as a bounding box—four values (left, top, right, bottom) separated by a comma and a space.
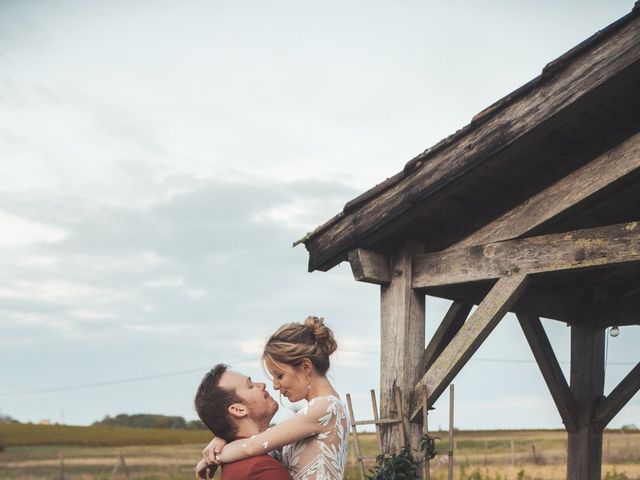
1, 0, 638, 432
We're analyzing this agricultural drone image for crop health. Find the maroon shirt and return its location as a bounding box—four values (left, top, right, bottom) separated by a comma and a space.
220, 438, 292, 480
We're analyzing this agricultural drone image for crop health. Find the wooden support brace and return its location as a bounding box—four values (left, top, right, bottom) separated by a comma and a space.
422, 301, 472, 372
348, 248, 391, 285
516, 311, 579, 432
411, 274, 530, 421
593, 361, 640, 432
454, 130, 640, 248
413, 221, 640, 288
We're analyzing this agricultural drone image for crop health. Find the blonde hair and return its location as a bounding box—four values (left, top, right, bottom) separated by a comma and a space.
263, 316, 337, 375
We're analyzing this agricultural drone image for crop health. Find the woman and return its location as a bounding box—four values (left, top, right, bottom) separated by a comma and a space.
201, 316, 349, 480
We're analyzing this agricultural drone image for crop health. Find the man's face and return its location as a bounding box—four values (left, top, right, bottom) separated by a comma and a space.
218, 370, 278, 424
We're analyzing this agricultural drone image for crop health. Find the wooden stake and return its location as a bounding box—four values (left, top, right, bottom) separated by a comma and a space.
394, 386, 407, 449
423, 386, 430, 480
370, 389, 384, 455
346, 393, 366, 480
59, 453, 66, 480
448, 384, 455, 480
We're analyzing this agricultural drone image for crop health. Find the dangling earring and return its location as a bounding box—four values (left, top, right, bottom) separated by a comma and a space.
305, 374, 311, 391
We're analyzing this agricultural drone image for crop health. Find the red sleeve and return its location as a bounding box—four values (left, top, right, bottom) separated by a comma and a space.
249, 456, 293, 480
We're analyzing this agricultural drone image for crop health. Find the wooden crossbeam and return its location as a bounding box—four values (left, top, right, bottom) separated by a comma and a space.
411, 274, 529, 421
516, 311, 578, 432
422, 302, 472, 372
348, 248, 391, 285
454, 130, 640, 248
413, 221, 640, 289
593, 361, 640, 432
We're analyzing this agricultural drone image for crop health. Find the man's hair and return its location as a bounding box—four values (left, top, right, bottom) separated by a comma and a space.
194, 364, 242, 441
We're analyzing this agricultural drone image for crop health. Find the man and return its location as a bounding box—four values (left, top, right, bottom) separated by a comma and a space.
194, 364, 293, 480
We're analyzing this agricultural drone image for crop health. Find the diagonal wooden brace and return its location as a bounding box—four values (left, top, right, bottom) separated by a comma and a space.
411, 274, 530, 421
517, 311, 579, 432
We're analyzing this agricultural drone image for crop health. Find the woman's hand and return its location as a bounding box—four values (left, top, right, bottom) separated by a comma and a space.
202, 437, 228, 465
195, 458, 217, 479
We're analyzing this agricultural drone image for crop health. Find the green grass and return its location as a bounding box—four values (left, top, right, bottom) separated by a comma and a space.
0, 423, 211, 447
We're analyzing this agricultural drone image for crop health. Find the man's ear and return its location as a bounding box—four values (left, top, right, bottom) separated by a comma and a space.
228, 403, 248, 418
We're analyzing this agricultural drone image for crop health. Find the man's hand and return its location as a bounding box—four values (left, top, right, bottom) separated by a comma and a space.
202, 437, 227, 465
195, 458, 217, 480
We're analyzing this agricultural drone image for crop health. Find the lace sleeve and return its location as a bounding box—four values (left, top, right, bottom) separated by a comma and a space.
217, 397, 338, 463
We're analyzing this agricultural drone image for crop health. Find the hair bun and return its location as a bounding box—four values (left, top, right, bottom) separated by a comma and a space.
303, 316, 337, 355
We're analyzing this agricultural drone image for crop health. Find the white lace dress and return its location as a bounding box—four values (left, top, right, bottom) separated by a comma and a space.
217, 394, 349, 480
282, 395, 349, 480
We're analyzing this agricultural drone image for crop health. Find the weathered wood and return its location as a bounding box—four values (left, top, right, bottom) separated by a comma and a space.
346, 393, 366, 480
422, 302, 472, 372
567, 325, 605, 480
380, 241, 425, 453
413, 221, 640, 288
411, 274, 529, 420
305, 14, 640, 272
348, 248, 391, 285
455, 130, 640, 248
516, 311, 579, 432
593, 361, 640, 431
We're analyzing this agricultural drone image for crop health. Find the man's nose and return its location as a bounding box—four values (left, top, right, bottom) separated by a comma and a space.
257, 382, 266, 390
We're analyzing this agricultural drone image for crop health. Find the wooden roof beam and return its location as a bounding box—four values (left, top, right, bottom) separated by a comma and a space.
413, 221, 640, 288
517, 311, 579, 432
453, 129, 640, 248
348, 248, 391, 285
410, 274, 529, 421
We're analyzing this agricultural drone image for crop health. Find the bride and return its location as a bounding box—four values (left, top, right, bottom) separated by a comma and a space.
199, 316, 349, 480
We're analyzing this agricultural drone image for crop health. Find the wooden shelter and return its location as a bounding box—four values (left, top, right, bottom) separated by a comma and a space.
298, 5, 640, 480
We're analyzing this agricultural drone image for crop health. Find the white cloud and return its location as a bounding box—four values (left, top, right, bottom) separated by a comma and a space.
0, 210, 67, 247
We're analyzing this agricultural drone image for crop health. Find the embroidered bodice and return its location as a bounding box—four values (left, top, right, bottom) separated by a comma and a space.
217, 394, 349, 480
282, 395, 349, 480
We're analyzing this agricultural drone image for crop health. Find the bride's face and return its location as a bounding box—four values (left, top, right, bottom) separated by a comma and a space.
268, 361, 309, 403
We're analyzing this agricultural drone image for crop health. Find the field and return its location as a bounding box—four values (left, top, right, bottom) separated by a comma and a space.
1, 424, 639, 479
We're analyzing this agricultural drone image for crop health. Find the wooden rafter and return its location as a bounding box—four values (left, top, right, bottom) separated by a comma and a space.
422, 301, 472, 372
413, 221, 640, 289
410, 274, 529, 421
453, 130, 640, 248
348, 248, 391, 285
593, 361, 640, 432
516, 311, 578, 432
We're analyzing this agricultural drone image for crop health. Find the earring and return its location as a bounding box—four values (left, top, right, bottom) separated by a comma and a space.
305, 374, 311, 390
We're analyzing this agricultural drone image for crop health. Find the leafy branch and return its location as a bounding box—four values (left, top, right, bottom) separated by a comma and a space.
367, 434, 439, 480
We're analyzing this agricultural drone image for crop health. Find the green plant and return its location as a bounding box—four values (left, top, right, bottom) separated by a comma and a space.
367, 434, 438, 480
604, 469, 631, 480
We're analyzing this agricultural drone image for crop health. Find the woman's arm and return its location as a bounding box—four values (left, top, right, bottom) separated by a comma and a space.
217, 396, 336, 463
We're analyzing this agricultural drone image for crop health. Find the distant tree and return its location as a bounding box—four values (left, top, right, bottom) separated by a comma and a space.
94, 414, 196, 429
621, 424, 638, 431
186, 419, 207, 430
0, 413, 19, 424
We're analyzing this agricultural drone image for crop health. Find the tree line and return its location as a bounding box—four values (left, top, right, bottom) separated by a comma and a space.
93, 413, 206, 430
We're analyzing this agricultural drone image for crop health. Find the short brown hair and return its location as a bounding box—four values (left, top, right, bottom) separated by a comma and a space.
194, 364, 241, 441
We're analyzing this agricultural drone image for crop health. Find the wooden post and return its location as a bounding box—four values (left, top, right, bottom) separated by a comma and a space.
448, 384, 454, 480
346, 393, 366, 480
510, 439, 515, 466
59, 453, 66, 480
567, 325, 605, 480
380, 240, 425, 456
423, 386, 430, 480
370, 389, 384, 455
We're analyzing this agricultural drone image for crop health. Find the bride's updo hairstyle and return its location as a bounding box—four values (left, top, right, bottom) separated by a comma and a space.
263, 316, 338, 375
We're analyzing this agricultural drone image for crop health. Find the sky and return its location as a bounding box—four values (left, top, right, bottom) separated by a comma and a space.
1, 0, 638, 432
